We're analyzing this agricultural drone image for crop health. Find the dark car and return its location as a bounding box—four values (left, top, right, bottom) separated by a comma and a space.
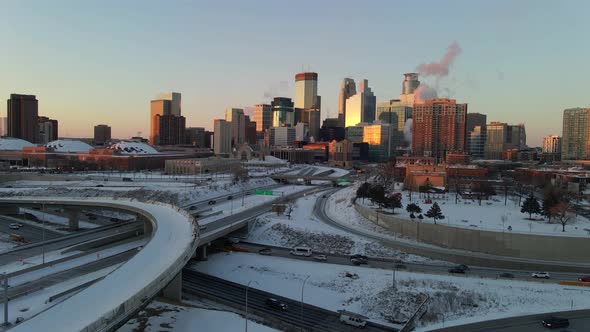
227, 195, 233, 200
208, 200, 216, 205
456, 264, 470, 271
95, 184, 104, 187
448, 267, 466, 274
110, 217, 119, 222
265, 298, 288, 311
350, 254, 368, 264
189, 206, 197, 210
498, 273, 514, 278
542, 317, 569, 329
258, 248, 272, 256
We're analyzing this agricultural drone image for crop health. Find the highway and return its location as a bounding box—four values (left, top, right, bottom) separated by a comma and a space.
6, 248, 138, 300
0, 220, 143, 266
0, 215, 63, 241
181, 183, 282, 211
232, 242, 590, 285
183, 269, 397, 332
431, 309, 590, 331
314, 189, 590, 274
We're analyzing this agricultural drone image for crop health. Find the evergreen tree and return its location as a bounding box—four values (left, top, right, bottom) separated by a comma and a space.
406, 203, 422, 215
368, 184, 386, 208
383, 193, 403, 214
425, 202, 444, 224
521, 194, 541, 219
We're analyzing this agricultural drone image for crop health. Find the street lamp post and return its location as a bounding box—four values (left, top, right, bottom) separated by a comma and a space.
3, 273, 8, 326
245, 280, 259, 332
42, 203, 46, 264
300, 275, 310, 331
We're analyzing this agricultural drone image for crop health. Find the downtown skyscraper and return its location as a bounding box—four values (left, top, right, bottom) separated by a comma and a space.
7, 94, 39, 143
150, 92, 186, 145
561, 108, 590, 160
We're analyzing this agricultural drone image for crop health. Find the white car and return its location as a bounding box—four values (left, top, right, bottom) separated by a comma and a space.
8, 223, 20, 230
313, 254, 327, 261
531, 272, 550, 279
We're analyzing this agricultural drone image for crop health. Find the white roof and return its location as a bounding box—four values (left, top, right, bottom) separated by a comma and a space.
0, 137, 35, 150
108, 141, 159, 154
46, 139, 93, 153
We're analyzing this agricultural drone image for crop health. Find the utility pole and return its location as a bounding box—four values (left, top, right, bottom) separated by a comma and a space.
42, 203, 46, 264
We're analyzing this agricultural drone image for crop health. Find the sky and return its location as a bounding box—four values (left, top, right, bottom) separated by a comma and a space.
1, 0, 589, 146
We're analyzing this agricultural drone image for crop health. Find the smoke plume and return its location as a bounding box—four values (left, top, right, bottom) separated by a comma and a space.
403, 118, 413, 145
416, 42, 462, 78
414, 84, 438, 104
263, 81, 289, 99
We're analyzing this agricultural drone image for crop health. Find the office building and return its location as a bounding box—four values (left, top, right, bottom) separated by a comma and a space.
7, 94, 38, 143
320, 118, 345, 142
562, 108, 590, 160
94, 124, 111, 145
308, 109, 321, 141
468, 125, 486, 159
213, 119, 232, 156
150, 92, 185, 145
184, 127, 205, 147
338, 78, 356, 126
269, 126, 296, 147
253, 104, 272, 132
399, 73, 420, 106
245, 116, 257, 144
271, 97, 294, 127
225, 108, 245, 147
543, 135, 561, 154
485, 122, 508, 160
346, 123, 392, 161
466, 113, 487, 133
376, 99, 412, 151
412, 98, 467, 162
294, 72, 319, 110
37, 116, 58, 144
359, 80, 376, 124
0, 117, 6, 137
508, 124, 526, 150
295, 122, 309, 142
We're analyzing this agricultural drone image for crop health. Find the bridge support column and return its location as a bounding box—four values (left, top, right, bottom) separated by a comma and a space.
195, 245, 208, 261
66, 209, 79, 231
161, 272, 182, 301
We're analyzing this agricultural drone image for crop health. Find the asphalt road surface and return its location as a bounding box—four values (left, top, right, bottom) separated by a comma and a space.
0, 215, 63, 242
183, 269, 398, 332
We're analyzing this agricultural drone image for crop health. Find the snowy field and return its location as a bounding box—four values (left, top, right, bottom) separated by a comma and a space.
119, 301, 277, 332
0, 233, 17, 252
248, 191, 436, 262
192, 252, 590, 331
349, 183, 590, 237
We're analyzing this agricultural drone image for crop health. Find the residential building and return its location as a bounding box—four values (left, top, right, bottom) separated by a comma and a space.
484, 122, 508, 160
466, 113, 487, 133
7, 94, 38, 143
271, 97, 294, 127
562, 108, 590, 160
37, 116, 58, 144
543, 135, 561, 154
269, 126, 296, 147
412, 98, 467, 162
338, 78, 356, 127
94, 124, 111, 145
213, 119, 231, 156
225, 108, 245, 147
329, 139, 353, 168
253, 104, 272, 132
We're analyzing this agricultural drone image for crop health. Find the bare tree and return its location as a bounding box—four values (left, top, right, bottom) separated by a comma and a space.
376, 161, 396, 189
551, 202, 574, 232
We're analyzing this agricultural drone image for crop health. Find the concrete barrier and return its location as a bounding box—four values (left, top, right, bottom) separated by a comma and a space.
355, 203, 590, 263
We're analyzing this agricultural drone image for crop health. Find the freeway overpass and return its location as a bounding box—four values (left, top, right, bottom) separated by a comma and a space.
270, 174, 352, 185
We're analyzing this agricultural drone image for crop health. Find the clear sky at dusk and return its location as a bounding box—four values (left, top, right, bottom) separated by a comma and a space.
1, 0, 589, 146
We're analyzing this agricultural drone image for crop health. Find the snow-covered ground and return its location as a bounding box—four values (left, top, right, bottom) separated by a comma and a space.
119, 300, 277, 332
248, 191, 436, 262
192, 252, 590, 331
20, 208, 99, 229
0, 233, 17, 252
355, 184, 590, 237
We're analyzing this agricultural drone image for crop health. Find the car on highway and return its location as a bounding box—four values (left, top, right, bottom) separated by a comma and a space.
189, 206, 197, 210
448, 267, 466, 274
290, 246, 312, 257
532, 272, 551, 279
258, 248, 272, 256
498, 272, 514, 278
95, 184, 104, 187
578, 276, 590, 282
110, 217, 119, 222
456, 264, 470, 271
350, 254, 368, 265
541, 317, 569, 329
313, 254, 327, 261
208, 200, 216, 205
8, 223, 21, 230
265, 298, 288, 311
227, 195, 233, 200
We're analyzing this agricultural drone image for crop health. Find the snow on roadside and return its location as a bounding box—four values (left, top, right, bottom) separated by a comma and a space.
247, 191, 438, 263
21, 208, 99, 229
0, 233, 17, 252
191, 252, 590, 331
118, 301, 277, 332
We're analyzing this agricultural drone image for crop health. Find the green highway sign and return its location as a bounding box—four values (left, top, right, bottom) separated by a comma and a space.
254, 189, 274, 196
336, 178, 348, 182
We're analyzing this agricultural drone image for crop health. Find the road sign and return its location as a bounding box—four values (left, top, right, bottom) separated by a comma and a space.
336, 178, 348, 182
254, 189, 273, 196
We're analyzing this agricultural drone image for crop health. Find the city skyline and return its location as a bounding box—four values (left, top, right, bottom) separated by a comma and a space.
2, 1, 589, 145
